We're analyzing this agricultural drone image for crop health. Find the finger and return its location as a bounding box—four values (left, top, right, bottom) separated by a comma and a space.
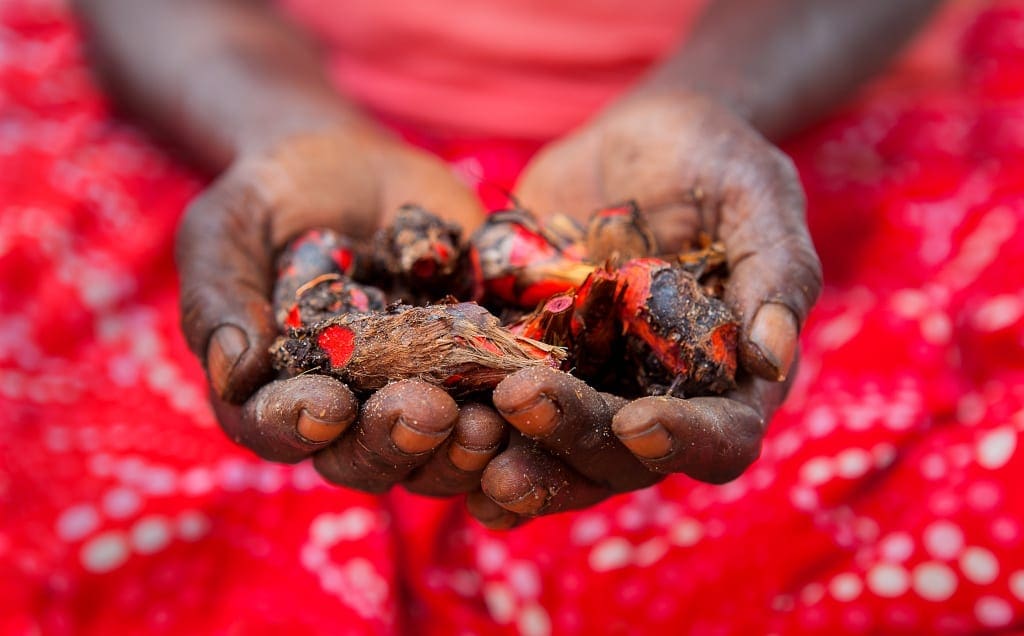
466, 490, 523, 530
611, 392, 765, 484
492, 367, 656, 491
374, 145, 488, 235
481, 434, 610, 517
403, 402, 506, 497
719, 148, 823, 382
312, 380, 458, 493
211, 374, 359, 463
176, 173, 278, 404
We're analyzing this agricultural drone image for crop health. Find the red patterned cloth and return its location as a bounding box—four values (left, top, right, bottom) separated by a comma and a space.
2, 2, 1024, 634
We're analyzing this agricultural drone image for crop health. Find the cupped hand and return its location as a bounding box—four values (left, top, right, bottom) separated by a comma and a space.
470, 92, 822, 527
177, 127, 503, 495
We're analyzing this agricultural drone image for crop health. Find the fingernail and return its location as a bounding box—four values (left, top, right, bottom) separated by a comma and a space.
750, 303, 798, 381
391, 416, 450, 454
297, 409, 346, 443
498, 395, 560, 437
448, 442, 498, 473
496, 485, 549, 516
207, 325, 249, 398
615, 421, 673, 459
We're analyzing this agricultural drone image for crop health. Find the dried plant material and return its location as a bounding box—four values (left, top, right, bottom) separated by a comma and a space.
472, 209, 594, 307
272, 202, 739, 400
584, 201, 657, 264
366, 204, 483, 303
272, 302, 566, 395
506, 292, 575, 349
472, 203, 740, 396
273, 228, 361, 328
278, 274, 387, 330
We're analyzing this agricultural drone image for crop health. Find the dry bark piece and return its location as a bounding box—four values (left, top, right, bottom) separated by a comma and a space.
506, 292, 576, 349
585, 201, 658, 264
271, 302, 566, 395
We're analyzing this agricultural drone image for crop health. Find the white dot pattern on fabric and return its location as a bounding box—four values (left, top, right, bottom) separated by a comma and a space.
177, 510, 210, 541
80, 531, 130, 573
879, 533, 915, 562
800, 457, 834, 486
4, 5, 1024, 633
974, 596, 1013, 628
976, 427, 1017, 470
130, 516, 172, 554
959, 546, 999, 585
634, 538, 669, 567
589, 537, 633, 572
669, 518, 703, 547
829, 573, 863, 602
517, 603, 552, 636
966, 481, 1001, 511
506, 562, 541, 600
1009, 571, 1024, 602
477, 542, 508, 574
911, 562, 957, 602
102, 487, 141, 519
483, 582, 515, 624
835, 448, 872, 479
972, 294, 1023, 331
310, 508, 375, 546
923, 521, 964, 560
55, 504, 100, 542
570, 515, 608, 545
867, 563, 910, 598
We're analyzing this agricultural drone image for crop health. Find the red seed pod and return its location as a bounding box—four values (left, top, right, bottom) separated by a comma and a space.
473, 209, 593, 307
277, 274, 388, 331
273, 228, 360, 327
369, 204, 483, 302
271, 302, 566, 395
615, 258, 738, 396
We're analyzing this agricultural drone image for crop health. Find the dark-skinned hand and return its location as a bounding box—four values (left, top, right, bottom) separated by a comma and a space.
469, 92, 823, 529
177, 128, 507, 497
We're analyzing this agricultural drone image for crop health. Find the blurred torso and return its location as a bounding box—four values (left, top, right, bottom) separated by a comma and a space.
278, 0, 707, 138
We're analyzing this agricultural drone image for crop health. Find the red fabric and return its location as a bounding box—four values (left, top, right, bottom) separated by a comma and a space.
275, 0, 707, 139
2, 1, 1024, 634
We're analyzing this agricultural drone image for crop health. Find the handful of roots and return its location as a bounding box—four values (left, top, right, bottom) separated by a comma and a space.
270, 203, 738, 399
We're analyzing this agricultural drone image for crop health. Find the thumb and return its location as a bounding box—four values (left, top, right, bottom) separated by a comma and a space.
721, 150, 823, 381
176, 171, 277, 404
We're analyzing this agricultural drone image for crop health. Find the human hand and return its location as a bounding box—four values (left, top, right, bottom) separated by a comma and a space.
469, 93, 822, 526
177, 128, 504, 495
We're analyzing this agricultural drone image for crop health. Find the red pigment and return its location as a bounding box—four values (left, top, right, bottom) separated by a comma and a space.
317, 325, 357, 368
594, 204, 632, 217
285, 305, 302, 329
412, 259, 438, 279
331, 248, 353, 273
545, 295, 574, 312
519, 280, 576, 308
